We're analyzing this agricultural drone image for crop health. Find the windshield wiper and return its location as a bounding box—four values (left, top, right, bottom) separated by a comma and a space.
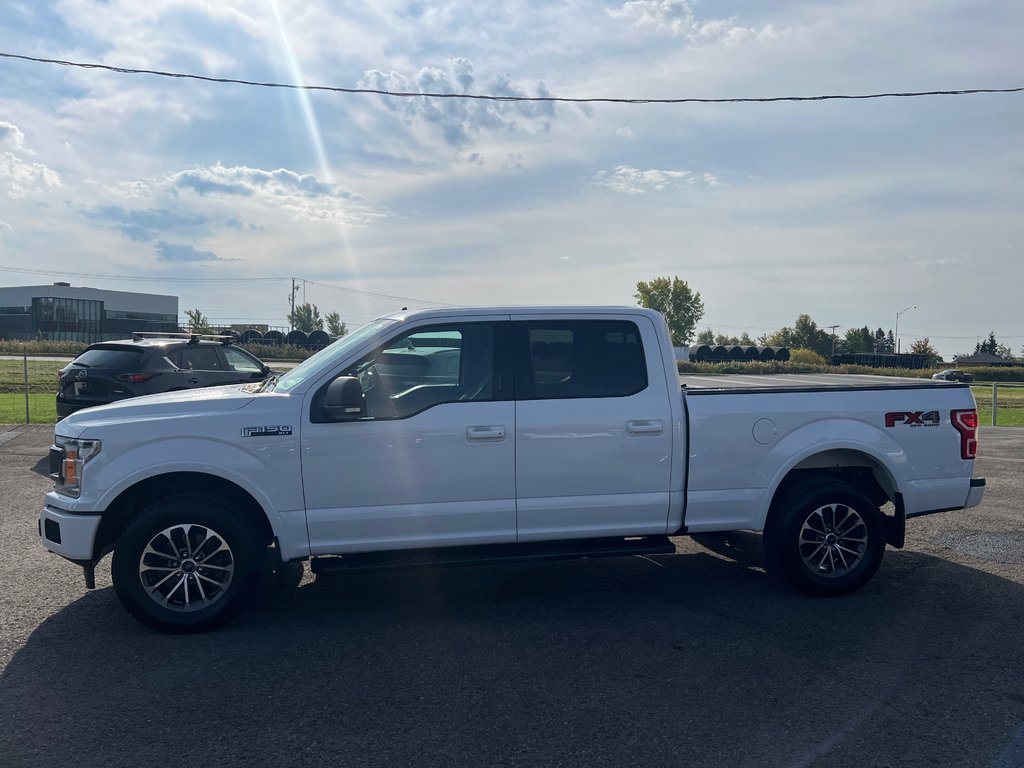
259, 374, 280, 393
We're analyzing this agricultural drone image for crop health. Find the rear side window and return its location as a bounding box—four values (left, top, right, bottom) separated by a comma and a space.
523, 320, 647, 399
167, 346, 223, 371
72, 348, 144, 370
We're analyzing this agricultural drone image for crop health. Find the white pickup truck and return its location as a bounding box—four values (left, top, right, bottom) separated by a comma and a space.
40, 307, 985, 632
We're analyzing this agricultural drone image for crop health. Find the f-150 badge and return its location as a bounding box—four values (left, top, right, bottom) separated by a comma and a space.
242, 425, 293, 437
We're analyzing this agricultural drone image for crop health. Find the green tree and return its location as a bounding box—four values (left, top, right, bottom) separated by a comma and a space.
909, 337, 943, 366
975, 331, 1001, 357
184, 308, 212, 335
289, 302, 324, 333
325, 311, 348, 338
696, 328, 715, 345
874, 328, 893, 354
634, 276, 705, 346
758, 326, 796, 348
842, 326, 873, 354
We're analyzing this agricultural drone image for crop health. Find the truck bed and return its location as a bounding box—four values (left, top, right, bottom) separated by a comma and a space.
680, 373, 967, 394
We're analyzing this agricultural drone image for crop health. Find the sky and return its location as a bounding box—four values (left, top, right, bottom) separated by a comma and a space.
1, 0, 1022, 360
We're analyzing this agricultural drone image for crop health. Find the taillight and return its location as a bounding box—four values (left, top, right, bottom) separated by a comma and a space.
115, 372, 157, 383
951, 409, 978, 460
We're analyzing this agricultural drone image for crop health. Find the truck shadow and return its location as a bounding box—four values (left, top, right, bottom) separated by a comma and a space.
2, 545, 1022, 768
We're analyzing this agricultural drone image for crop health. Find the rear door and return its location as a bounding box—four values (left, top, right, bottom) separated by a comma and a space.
513, 315, 674, 541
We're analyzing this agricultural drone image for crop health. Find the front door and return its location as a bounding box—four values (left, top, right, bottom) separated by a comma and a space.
301, 319, 516, 554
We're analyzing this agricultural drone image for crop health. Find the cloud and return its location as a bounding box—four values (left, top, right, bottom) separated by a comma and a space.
168, 163, 384, 223
609, 0, 780, 44
592, 165, 694, 194
83, 204, 208, 241
154, 241, 222, 262
358, 58, 556, 148
0, 152, 61, 199
0, 122, 27, 150
0, 221, 11, 233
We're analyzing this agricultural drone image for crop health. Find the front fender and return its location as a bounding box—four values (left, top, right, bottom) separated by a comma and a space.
55, 433, 308, 560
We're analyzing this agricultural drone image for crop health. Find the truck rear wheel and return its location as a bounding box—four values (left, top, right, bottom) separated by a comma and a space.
764, 479, 885, 596
111, 494, 261, 633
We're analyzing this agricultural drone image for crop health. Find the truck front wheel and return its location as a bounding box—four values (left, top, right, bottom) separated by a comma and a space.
111, 495, 261, 632
764, 480, 885, 596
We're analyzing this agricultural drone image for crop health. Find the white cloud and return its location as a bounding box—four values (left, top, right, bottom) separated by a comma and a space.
168, 163, 386, 223
0, 152, 61, 199
358, 58, 556, 148
615, 127, 634, 139
592, 165, 693, 194
0, 221, 12, 233
608, 0, 780, 45
0, 121, 27, 150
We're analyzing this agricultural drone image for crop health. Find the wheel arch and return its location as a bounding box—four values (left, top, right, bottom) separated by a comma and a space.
93, 471, 274, 561
762, 449, 904, 550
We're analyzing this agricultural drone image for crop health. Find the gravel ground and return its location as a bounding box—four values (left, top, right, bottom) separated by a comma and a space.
0, 424, 1021, 768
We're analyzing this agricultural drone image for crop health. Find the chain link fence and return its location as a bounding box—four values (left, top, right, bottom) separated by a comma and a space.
0, 351, 65, 425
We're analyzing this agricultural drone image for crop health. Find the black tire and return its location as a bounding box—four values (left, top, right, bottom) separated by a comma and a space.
112, 494, 261, 633
764, 479, 885, 596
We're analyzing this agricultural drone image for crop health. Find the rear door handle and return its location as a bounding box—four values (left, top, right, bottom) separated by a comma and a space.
627, 420, 663, 436
467, 426, 506, 441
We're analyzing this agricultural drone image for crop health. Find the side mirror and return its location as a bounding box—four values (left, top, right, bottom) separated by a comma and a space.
322, 376, 365, 421
262, 364, 272, 376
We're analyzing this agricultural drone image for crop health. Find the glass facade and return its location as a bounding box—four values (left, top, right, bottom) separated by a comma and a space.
33, 297, 103, 342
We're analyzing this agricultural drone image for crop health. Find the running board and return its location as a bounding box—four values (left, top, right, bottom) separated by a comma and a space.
310, 536, 676, 576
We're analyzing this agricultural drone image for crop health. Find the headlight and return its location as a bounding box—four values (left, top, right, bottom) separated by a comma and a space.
51, 436, 101, 498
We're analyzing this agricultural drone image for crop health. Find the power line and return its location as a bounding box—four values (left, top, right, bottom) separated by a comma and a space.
0, 265, 452, 306
2, 51, 1022, 105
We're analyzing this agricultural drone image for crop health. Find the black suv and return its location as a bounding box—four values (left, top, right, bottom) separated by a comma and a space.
57, 333, 272, 419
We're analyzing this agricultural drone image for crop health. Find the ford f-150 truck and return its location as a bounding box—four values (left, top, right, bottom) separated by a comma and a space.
40, 307, 985, 632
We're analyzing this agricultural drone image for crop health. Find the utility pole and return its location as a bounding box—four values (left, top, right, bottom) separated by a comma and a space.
289, 278, 299, 332
827, 325, 841, 358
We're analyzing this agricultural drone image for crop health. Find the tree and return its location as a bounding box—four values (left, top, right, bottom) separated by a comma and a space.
909, 337, 943, 366
696, 328, 715, 345
975, 331, 1001, 357
758, 327, 796, 348
874, 328, 893, 354
325, 311, 348, 338
634, 276, 705, 346
843, 326, 873, 354
289, 302, 324, 333
184, 308, 212, 335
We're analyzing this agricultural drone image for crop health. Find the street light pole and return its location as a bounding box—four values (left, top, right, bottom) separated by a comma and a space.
895, 305, 916, 354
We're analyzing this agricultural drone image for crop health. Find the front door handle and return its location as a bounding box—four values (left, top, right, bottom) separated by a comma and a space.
467, 425, 506, 441
627, 420, 663, 436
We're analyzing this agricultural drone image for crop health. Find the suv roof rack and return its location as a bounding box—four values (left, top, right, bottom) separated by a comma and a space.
131, 331, 236, 345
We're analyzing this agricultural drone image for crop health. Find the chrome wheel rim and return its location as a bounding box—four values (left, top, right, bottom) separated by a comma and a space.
798, 503, 869, 578
138, 524, 235, 612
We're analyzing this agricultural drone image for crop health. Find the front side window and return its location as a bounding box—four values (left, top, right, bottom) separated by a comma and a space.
339, 323, 495, 419
524, 320, 647, 399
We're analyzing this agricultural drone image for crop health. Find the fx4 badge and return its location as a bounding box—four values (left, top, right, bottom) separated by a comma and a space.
885, 411, 940, 428
242, 425, 293, 437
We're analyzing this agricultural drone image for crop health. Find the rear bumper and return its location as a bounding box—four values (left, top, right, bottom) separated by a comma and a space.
39, 506, 102, 561
964, 477, 986, 509
904, 477, 985, 519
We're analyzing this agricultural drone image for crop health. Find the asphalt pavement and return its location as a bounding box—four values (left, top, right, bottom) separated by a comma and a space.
1, 425, 1021, 768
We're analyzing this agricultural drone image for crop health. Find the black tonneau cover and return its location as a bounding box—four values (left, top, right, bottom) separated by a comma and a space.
680, 373, 968, 395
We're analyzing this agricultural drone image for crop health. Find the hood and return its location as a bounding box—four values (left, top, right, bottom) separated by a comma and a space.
57, 385, 258, 435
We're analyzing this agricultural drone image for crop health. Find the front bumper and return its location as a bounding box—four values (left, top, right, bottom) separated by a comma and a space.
39, 506, 102, 561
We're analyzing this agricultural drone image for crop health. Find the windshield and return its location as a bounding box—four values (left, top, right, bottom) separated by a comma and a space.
273, 318, 396, 393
